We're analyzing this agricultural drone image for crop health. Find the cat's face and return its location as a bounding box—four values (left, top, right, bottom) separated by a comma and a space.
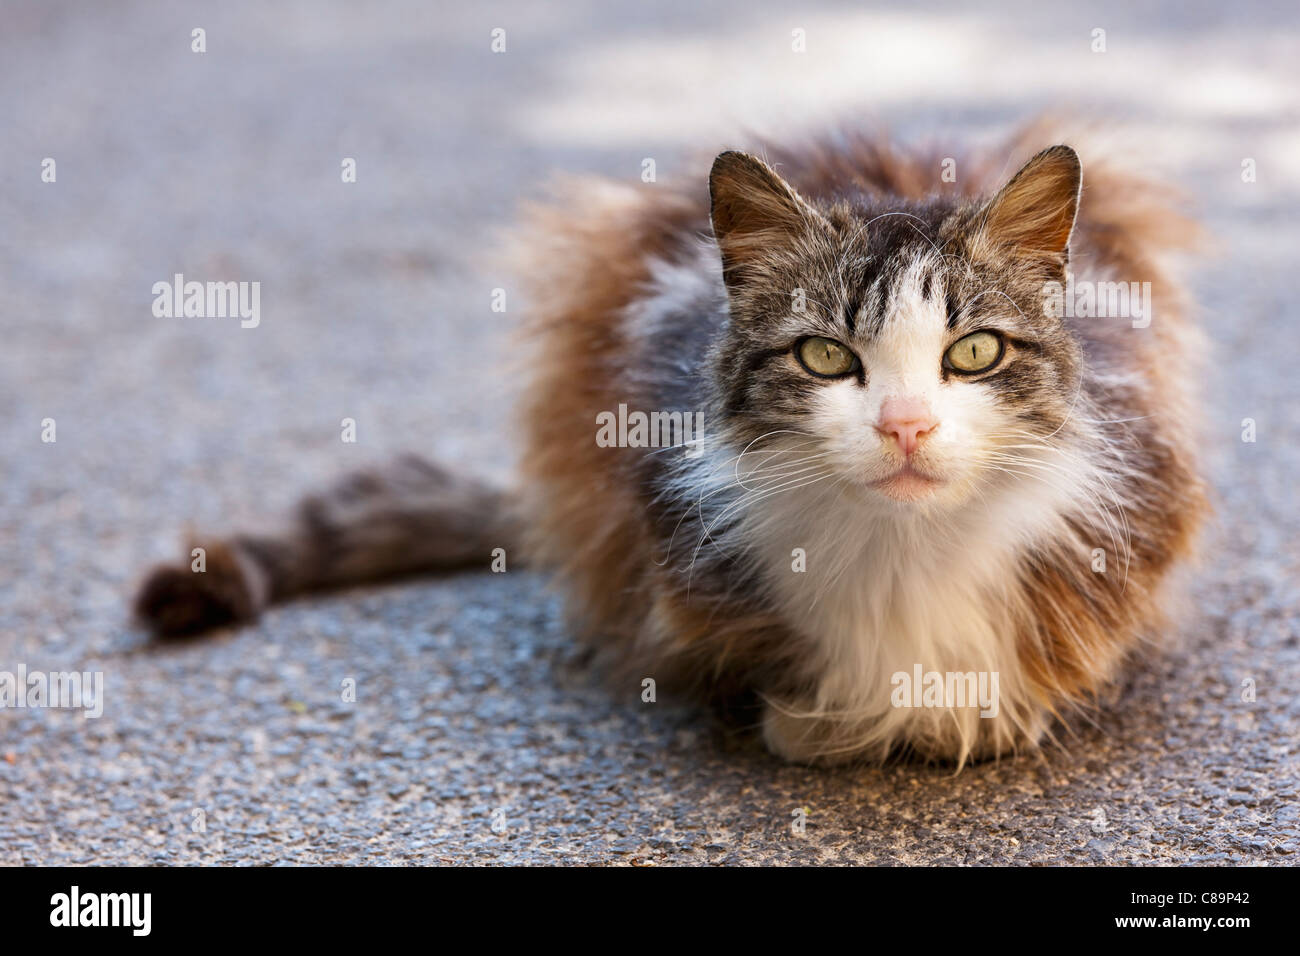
709, 147, 1084, 511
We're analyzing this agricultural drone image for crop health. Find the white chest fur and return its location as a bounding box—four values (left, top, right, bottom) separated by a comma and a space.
740, 460, 1088, 762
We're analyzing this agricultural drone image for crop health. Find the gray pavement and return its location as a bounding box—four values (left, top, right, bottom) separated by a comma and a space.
1, 0, 1297, 864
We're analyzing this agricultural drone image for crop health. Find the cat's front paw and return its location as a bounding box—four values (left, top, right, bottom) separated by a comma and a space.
133, 540, 263, 637
761, 702, 849, 765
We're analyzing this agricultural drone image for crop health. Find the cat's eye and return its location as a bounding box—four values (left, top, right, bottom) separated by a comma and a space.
944, 331, 1004, 374
796, 336, 859, 378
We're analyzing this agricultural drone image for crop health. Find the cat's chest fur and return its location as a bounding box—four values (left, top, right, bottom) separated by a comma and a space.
736, 460, 1084, 760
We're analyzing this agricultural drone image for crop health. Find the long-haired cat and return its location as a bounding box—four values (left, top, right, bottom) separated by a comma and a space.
134, 122, 1207, 765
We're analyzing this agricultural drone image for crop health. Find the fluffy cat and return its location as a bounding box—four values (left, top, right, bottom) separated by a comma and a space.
135, 123, 1207, 765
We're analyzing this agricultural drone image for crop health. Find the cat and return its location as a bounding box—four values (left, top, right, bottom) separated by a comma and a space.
134, 122, 1208, 766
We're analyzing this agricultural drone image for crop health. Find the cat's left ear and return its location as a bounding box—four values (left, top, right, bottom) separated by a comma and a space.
709, 150, 829, 285
970, 145, 1081, 264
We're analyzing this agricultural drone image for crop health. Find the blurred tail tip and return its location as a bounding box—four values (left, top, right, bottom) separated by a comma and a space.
132, 544, 260, 638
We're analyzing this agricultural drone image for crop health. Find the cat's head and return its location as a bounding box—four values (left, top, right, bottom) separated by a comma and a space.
707, 145, 1085, 511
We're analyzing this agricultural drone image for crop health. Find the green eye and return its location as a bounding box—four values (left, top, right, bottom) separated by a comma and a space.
796, 336, 859, 378
945, 331, 1003, 373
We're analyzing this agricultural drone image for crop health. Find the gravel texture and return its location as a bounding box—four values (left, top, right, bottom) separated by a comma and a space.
0, 0, 1296, 865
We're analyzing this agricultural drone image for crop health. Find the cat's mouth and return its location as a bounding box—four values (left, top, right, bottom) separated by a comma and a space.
868, 464, 945, 502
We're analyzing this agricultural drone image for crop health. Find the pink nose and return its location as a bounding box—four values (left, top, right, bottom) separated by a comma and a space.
876, 397, 938, 457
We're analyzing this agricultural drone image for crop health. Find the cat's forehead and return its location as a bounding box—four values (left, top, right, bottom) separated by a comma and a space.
829, 196, 962, 258
818, 201, 969, 305
855, 255, 951, 370
831, 247, 975, 345
803, 200, 1034, 340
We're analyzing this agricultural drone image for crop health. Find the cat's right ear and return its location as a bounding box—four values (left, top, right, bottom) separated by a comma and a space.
969, 145, 1081, 266
709, 151, 826, 286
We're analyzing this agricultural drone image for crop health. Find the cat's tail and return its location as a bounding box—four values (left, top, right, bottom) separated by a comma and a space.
133, 454, 517, 638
